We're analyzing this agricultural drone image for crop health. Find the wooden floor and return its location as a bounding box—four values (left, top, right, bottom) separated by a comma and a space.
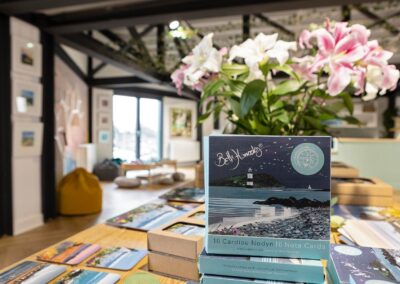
0, 168, 194, 270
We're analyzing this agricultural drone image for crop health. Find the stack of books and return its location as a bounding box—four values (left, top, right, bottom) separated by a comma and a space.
332, 177, 394, 207
201, 135, 331, 283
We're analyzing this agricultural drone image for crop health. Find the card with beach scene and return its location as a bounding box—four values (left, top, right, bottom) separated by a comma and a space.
54, 269, 120, 284
204, 135, 331, 259
86, 247, 147, 271
37, 241, 101, 265
0, 261, 66, 283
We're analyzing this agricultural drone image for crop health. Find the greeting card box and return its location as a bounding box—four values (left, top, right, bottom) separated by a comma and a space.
328, 244, 400, 283
201, 274, 321, 284
148, 251, 199, 281
204, 135, 331, 259
331, 162, 359, 178
334, 195, 393, 207
199, 249, 324, 283
332, 177, 393, 197
181, 204, 205, 225
148, 219, 205, 260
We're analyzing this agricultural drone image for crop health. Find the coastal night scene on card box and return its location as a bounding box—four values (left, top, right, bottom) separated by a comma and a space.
204, 135, 331, 259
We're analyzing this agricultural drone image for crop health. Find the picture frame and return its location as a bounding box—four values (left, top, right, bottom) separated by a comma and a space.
12, 78, 43, 117
98, 113, 112, 128
170, 107, 193, 138
11, 36, 42, 77
13, 122, 43, 157
98, 95, 112, 112
98, 130, 111, 144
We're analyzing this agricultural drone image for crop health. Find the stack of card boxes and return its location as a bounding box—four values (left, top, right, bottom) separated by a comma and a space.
147, 205, 205, 281
331, 161, 359, 178
332, 177, 393, 207
200, 135, 331, 284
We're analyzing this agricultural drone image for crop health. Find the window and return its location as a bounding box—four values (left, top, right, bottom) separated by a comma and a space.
113, 95, 161, 162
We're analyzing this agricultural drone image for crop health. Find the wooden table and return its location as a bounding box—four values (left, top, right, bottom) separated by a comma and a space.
0, 224, 184, 283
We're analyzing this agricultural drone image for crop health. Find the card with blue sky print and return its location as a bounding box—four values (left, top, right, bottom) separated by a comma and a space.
54, 269, 120, 284
329, 244, 400, 283
86, 247, 147, 271
204, 135, 331, 259
0, 261, 66, 283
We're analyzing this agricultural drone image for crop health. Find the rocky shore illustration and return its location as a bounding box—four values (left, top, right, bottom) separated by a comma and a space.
254, 197, 330, 208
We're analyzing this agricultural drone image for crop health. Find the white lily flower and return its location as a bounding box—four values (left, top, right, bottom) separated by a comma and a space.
228, 33, 296, 81
363, 65, 383, 101
182, 33, 222, 86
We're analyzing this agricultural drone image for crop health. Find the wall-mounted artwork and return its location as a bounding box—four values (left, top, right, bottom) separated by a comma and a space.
170, 108, 193, 138
98, 95, 112, 112
12, 36, 42, 77
13, 122, 43, 157
98, 113, 112, 128
12, 78, 42, 117
99, 130, 111, 144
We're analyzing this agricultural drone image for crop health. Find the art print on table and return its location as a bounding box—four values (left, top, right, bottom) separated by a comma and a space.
330, 244, 400, 283
55, 269, 120, 284
165, 223, 205, 236
87, 247, 147, 271
160, 187, 205, 203
106, 199, 199, 231
205, 135, 331, 259
37, 241, 101, 265
0, 261, 66, 284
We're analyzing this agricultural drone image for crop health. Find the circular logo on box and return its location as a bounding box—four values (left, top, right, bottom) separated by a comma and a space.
290, 143, 324, 175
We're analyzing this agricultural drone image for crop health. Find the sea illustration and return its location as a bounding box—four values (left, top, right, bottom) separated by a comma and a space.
208, 136, 331, 241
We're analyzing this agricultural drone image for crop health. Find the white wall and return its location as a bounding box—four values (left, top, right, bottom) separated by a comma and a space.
92, 88, 114, 162
10, 18, 43, 235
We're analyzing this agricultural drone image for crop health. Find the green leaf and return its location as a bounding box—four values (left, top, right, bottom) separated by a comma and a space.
340, 92, 354, 115
274, 65, 300, 81
276, 111, 290, 124
227, 80, 247, 94
259, 61, 278, 76
228, 97, 241, 118
221, 63, 249, 77
200, 79, 225, 105
197, 112, 212, 124
342, 116, 361, 125
240, 80, 266, 116
303, 115, 324, 130
271, 80, 305, 96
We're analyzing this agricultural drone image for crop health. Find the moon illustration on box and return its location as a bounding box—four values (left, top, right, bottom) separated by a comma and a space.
334, 245, 363, 256
290, 143, 324, 175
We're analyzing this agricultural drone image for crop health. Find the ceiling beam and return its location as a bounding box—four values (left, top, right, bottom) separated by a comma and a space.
57, 33, 162, 83
91, 62, 107, 75
43, 0, 379, 34
128, 26, 156, 68
255, 13, 295, 39
55, 44, 87, 82
0, 0, 111, 14
355, 5, 399, 35
87, 76, 148, 88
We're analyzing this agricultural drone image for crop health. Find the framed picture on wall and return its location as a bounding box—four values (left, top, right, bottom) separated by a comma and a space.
98, 113, 112, 128
170, 107, 193, 138
13, 122, 43, 157
98, 95, 112, 112
99, 130, 111, 144
12, 78, 42, 117
11, 36, 42, 77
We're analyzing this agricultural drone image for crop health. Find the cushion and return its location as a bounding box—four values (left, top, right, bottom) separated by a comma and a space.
158, 177, 174, 185
58, 168, 102, 215
93, 159, 120, 181
114, 176, 141, 189
172, 172, 185, 182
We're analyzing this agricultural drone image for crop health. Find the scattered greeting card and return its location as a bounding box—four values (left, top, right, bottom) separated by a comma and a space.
160, 187, 205, 203
54, 269, 120, 284
329, 244, 400, 283
37, 241, 101, 265
106, 199, 199, 231
165, 222, 205, 236
0, 261, 66, 283
87, 247, 147, 271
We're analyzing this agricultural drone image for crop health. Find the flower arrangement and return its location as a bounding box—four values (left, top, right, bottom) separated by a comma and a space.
172, 19, 399, 135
